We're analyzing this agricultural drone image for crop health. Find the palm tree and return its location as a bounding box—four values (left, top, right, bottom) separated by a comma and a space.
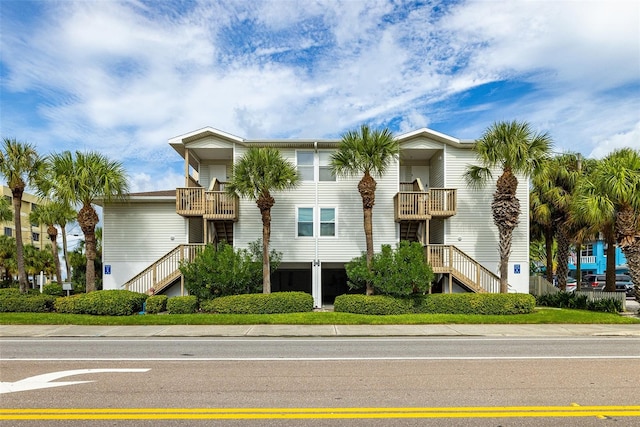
46, 151, 128, 292
464, 121, 552, 293
574, 148, 640, 296
0, 234, 16, 281
29, 201, 74, 284
226, 147, 300, 293
0, 138, 44, 293
531, 153, 586, 290
329, 124, 399, 296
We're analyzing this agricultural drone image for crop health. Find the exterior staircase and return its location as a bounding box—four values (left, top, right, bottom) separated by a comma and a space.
122, 244, 205, 295
425, 244, 501, 293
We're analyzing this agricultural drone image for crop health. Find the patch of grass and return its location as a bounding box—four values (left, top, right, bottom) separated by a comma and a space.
0, 307, 638, 325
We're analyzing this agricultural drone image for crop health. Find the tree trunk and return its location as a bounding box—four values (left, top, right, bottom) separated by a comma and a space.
555, 225, 570, 291
604, 230, 617, 293
61, 223, 71, 281
358, 172, 377, 295
48, 224, 62, 284
620, 242, 640, 301
544, 227, 554, 283
257, 194, 275, 294
78, 204, 99, 293
11, 187, 28, 293
575, 242, 582, 288
615, 204, 640, 301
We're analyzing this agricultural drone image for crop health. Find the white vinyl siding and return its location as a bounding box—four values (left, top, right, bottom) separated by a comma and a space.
235, 146, 398, 264
102, 201, 187, 290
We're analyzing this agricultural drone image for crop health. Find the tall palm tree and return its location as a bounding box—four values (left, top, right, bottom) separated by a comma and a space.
574, 148, 640, 296
329, 124, 399, 296
226, 147, 300, 293
29, 201, 74, 284
464, 121, 552, 293
46, 151, 128, 292
0, 138, 44, 293
531, 153, 585, 290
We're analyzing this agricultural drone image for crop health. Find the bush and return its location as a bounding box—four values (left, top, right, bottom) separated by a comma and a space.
334, 293, 536, 315
0, 293, 56, 312
346, 241, 434, 297
54, 290, 147, 315
145, 295, 168, 314
334, 294, 415, 315
43, 283, 65, 297
201, 292, 314, 314
536, 292, 588, 309
420, 293, 536, 315
180, 241, 281, 300
536, 292, 622, 313
166, 295, 198, 314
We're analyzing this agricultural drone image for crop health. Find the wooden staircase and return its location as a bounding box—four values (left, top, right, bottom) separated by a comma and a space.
425, 245, 502, 293
122, 244, 206, 295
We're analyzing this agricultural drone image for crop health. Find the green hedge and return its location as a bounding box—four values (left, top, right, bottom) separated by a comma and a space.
54, 290, 147, 316
420, 293, 535, 315
0, 293, 56, 312
334, 294, 415, 315
166, 295, 198, 314
200, 292, 314, 314
43, 283, 65, 297
335, 293, 536, 315
145, 295, 168, 314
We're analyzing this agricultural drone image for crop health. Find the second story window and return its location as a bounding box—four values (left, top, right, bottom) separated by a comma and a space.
297, 152, 314, 181
32, 232, 40, 242
296, 151, 336, 182
4, 227, 12, 237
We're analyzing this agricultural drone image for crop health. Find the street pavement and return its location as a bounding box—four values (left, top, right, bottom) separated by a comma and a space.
1, 299, 638, 338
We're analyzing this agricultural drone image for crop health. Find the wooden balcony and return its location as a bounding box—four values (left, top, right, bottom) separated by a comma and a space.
176, 187, 238, 221
394, 188, 457, 221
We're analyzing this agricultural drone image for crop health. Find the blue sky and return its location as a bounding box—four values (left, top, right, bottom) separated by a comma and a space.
1, 0, 639, 194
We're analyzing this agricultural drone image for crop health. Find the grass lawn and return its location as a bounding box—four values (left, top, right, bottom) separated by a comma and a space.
0, 307, 638, 326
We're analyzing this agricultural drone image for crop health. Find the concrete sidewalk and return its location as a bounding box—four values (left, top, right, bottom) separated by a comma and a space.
1, 323, 640, 337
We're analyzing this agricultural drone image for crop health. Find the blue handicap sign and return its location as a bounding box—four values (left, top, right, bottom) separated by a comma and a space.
104, 265, 111, 275
514, 264, 520, 274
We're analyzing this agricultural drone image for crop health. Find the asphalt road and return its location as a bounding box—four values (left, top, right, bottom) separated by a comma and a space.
1, 337, 639, 427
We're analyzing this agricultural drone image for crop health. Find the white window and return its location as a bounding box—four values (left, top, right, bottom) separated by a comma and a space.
297, 207, 337, 237
297, 207, 314, 237
318, 151, 336, 182
296, 151, 336, 182
320, 208, 335, 236
296, 152, 314, 181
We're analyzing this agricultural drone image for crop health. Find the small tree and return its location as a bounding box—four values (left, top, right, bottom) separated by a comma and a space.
346, 241, 434, 297
180, 241, 282, 300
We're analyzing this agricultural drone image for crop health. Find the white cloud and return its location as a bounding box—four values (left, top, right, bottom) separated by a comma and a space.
0, 0, 638, 195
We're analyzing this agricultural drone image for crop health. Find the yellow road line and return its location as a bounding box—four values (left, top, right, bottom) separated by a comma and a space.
1, 406, 640, 420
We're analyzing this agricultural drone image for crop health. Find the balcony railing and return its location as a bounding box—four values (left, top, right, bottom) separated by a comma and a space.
176, 187, 238, 220
394, 188, 457, 221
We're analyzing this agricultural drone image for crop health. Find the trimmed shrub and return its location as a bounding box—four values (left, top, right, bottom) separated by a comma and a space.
43, 283, 65, 297
0, 293, 56, 312
145, 295, 168, 314
346, 241, 434, 297
420, 293, 536, 315
0, 288, 21, 297
53, 290, 147, 316
166, 295, 198, 314
201, 292, 314, 314
334, 294, 415, 315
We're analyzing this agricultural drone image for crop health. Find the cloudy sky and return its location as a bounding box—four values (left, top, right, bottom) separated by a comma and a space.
1, 0, 639, 194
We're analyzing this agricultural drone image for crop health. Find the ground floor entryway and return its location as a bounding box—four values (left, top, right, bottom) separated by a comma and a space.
271, 263, 351, 307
